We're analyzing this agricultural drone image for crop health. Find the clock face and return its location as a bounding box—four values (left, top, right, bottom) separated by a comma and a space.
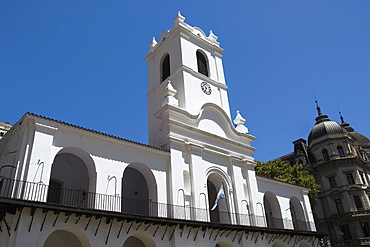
201, 82, 212, 95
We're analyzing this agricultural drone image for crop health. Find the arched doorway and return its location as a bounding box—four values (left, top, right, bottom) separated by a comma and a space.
122, 163, 157, 216
272, 241, 285, 247
123, 236, 146, 247
263, 191, 283, 229
290, 197, 308, 230
47, 148, 95, 208
122, 234, 156, 247
215, 240, 233, 247
43, 228, 90, 247
207, 173, 230, 224
299, 241, 310, 247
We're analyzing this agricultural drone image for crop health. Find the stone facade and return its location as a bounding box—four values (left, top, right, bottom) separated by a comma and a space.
0, 122, 12, 141
279, 104, 370, 247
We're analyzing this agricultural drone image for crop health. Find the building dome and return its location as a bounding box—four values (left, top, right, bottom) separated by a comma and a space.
348, 132, 370, 151
340, 116, 370, 151
308, 111, 346, 145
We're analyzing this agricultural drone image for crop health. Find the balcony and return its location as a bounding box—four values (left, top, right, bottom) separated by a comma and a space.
0, 177, 315, 231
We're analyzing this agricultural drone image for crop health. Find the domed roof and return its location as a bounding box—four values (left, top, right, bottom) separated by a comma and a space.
308, 104, 346, 144
308, 115, 346, 144
340, 115, 370, 151
348, 132, 370, 150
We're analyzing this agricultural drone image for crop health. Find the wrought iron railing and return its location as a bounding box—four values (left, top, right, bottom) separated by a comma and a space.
0, 177, 315, 231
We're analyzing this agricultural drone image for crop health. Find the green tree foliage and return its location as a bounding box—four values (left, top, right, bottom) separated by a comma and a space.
255, 160, 320, 203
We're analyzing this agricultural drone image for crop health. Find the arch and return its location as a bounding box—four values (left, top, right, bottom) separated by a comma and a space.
47, 147, 96, 208
206, 169, 231, 224
337, 145, 345, 157
122, 163, 157, 216
263, 191, 284, 229
43, 227, 90, 247
322, 149, 330, 161
196, 50, 209, 77
299, 241, 310, 247
54, 147, 97, 192
123, 234, 156, 247
161, 53, 170, 82
215, 240, 233, 247
272, 241, 286, 247
290, 197, 308, 230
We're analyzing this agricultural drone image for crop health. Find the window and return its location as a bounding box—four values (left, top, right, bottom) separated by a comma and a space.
161, 54, 170, 82
361, 222, 370, 237
322, 149, 330, 161
335, 198, 344, 214
353, 195, 363, 209
329, 176, 337, 188
340, 225, 352, 240
359, 172, 367, 185
196, 51, 209, 77
337, 146, 345, 157
346, 173, 355, 185
47, 179, 63, 204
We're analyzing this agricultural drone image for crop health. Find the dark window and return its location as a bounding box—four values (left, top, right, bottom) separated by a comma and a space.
361, 222, 370, 237
322, 149, 330, 161
346, 173, 355, 185
335, 198, 344, 214
161, 54, 170, 82
353, 195, 363, 209
47, 179, 63, 204
337, 146, 345, 157
340, 225, 352, 240
329, 176, 337, 188
196, 51, 209, 77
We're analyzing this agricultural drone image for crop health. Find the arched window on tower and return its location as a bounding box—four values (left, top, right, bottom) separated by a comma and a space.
196, 50, 209, 77
161, 53, 170, 82
337, 146, 345, 157
322, 149, 330, 161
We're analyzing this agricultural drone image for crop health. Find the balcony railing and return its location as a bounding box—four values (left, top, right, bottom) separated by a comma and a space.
0, 177, 315, 231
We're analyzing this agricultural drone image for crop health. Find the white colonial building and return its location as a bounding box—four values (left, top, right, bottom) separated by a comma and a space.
0, 13, 325, 247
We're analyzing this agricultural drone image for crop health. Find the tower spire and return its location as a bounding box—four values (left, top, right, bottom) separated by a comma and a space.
313, 98, 329, 124
315, 100, 322, 116
312, 90, 322, 116
336, 103, 345, 124
337, 103, 354, 132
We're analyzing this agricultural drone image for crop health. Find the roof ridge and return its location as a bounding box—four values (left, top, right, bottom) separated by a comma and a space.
26, 112, 169, 153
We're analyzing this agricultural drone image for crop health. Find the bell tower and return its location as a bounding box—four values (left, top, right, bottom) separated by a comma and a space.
145, 12, 233, 148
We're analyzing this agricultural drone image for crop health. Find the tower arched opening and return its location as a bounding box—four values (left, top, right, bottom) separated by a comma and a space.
161, 53, 170, 82
196, 50, 209, 77
207, 172, 230, 224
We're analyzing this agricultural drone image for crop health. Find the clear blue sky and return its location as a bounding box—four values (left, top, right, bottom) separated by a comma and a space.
1, 1, 370, 162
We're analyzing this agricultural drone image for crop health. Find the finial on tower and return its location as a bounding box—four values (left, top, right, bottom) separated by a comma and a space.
315, 100, 323, 116
174, 11, 185, 24
233, 110, 249, 134
336, 103, 354, 132
336, 103, 345, 124
149, 37, 157, 48
312, 90, 322, 116
313, 97, 329, 124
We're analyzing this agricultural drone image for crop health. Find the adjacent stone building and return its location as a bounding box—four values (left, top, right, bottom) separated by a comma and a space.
278, 103, 370, 246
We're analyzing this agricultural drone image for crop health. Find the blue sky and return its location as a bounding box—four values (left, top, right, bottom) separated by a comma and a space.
1, 1, 370, 162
